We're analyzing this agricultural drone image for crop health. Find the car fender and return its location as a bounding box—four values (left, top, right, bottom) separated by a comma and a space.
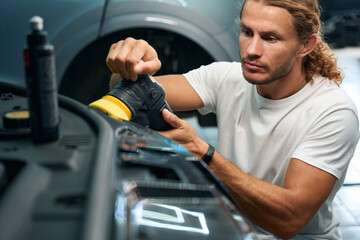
101, 1, 240, 62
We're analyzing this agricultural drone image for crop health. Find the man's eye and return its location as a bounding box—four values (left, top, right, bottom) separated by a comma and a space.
242, 30, 252, 36
265, 36, 277, 42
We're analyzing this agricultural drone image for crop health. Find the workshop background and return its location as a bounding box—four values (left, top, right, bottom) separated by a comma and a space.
0, 0, 359, 239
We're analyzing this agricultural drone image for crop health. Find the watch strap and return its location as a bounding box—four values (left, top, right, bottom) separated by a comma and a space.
202, 143, 215, 164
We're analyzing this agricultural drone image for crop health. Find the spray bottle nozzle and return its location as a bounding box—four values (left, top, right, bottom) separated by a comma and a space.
29, 16, 44, 31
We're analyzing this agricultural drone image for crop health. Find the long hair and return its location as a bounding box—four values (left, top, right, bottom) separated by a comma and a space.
240, 0, 343, 84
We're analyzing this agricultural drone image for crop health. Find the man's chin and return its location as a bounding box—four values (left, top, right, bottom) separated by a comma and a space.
243, 72, 269, 85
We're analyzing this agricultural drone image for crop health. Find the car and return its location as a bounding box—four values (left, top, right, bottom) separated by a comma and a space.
0, 80, 258, 240
0, 0, 242, 104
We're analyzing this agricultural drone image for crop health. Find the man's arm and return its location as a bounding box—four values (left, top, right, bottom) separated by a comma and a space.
209, 153, 336, 239
107, 38, 204, 111
160, 109, 337, 239
155, 75, 204, 111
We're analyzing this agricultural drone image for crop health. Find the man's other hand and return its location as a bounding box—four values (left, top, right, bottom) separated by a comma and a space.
158, 109, 209, 159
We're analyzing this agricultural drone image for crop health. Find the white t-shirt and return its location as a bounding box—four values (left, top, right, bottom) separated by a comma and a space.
184, 62, 359, 239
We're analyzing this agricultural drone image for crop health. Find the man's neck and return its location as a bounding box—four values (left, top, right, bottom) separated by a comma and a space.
256, 65, 307, 100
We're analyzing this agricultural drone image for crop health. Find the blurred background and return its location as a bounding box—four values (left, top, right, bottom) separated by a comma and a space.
0, 0, 359, 102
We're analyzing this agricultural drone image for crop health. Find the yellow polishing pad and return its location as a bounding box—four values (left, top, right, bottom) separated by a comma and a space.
89, 95, 132, 121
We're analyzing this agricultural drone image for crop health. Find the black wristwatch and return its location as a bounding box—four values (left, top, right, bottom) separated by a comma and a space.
202, 143, 215, 164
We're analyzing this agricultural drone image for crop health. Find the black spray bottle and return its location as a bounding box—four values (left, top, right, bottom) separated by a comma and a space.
23, 16, 59, 143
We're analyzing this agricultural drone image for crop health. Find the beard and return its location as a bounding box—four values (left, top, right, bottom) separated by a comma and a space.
241, 53, 297, 86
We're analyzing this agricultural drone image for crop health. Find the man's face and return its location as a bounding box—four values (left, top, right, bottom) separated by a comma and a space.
239, 0, 302, 85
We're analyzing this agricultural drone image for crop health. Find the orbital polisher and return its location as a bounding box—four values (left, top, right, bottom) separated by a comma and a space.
89, 74, 173, 131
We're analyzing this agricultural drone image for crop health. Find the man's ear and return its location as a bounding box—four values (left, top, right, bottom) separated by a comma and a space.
298, 34, 317, 58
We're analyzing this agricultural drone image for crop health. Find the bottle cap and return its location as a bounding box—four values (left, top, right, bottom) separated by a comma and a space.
29, 16, 43, 31
3, 110, 30, 129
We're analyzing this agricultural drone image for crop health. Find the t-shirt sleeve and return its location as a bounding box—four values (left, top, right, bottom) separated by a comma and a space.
183, 62, 231, 115
292, 108, 359, 179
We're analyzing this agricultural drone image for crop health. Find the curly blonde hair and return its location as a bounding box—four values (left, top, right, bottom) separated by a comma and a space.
240, 0, 343, 85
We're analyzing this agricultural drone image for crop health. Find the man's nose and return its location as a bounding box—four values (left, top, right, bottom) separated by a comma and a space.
246, 36, 263, 57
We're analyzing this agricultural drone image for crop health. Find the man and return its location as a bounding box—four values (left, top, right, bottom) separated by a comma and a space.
106, 0, 359, 239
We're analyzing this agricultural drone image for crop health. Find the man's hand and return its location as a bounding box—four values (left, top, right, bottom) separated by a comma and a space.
106, 37, 161, 81
158, 109, 209, 159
